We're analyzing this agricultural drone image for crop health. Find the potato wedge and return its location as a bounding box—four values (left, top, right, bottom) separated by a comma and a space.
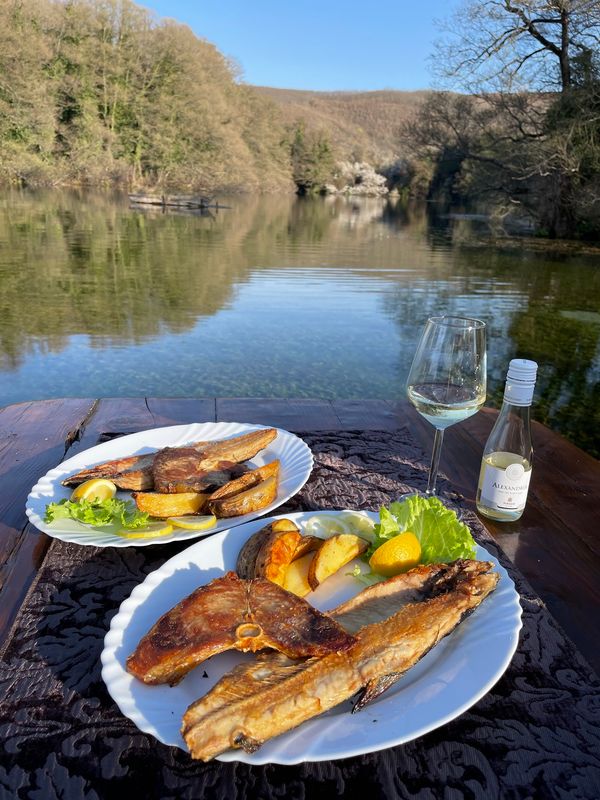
292, 535, 324, 561
132, 491, 208, 518
307, 533, 368, 591
236, 518, 298, 579
271, 518, 299, 533
208, 475, 278, 518
254, 526, 302, 587
208, 461, 280, 502
282, 552, 314, 597
236, 524, 270, 579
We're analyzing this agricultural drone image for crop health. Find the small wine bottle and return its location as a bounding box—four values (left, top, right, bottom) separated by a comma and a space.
476, 359, 538, 522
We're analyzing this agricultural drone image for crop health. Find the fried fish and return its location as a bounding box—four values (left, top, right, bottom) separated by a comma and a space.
181, 560, 499, 760
126, 571, 356, 686
62, 428, 278, 491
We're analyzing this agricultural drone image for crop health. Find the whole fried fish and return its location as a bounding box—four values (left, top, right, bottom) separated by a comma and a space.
126, 572, 356, 686
62, 428, 277, 491
182, 560, 499, 760
151, 429, 277, 493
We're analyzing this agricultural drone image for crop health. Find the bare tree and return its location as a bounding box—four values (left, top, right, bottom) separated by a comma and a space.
435, 0, 600, 93
409, 1, 600, 237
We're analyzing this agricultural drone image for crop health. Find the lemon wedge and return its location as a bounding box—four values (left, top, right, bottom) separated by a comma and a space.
115, 522, 174, 539
70, 478, 117, 503
369, 531, 421, 576
166, 515, 217, 531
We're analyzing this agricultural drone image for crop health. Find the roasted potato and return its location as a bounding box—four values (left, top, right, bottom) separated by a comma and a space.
208, 461, 280, 502
236, 519, 301, 584
132, 491, 208, 518
235, 519, 295, 578
271, 518, 299, 533
208, 475, 277, 518
292, 535, 324, 561
307, 533, 368, 591
254, 527, 301, 586
282, 552, 314, 597
236, 525, 269, 579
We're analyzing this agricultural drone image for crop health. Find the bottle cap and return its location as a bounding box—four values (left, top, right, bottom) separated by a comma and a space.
504, 359, 537, 406
507, 359, 538, 384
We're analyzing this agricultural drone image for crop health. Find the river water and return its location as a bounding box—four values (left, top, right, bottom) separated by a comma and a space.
1, 189, 598, 456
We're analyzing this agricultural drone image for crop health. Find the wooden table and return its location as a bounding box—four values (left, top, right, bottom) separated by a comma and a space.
1, 397, 599, 800
1, 397, 598, 672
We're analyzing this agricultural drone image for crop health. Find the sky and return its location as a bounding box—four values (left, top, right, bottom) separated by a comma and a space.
140, 1, 459, 92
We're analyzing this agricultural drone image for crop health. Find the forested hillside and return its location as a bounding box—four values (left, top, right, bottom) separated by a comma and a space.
0, 0, 294, 191
0, 0, 425, 193
254, 87, 425, 165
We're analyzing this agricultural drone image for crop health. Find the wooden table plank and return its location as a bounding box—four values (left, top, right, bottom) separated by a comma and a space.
0, 399, 97, 639
216, 398, 343, 429
331, 399, 406, 430
146, 398, 216, 426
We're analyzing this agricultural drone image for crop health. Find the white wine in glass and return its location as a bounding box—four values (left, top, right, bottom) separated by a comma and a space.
406, 316, 487, 496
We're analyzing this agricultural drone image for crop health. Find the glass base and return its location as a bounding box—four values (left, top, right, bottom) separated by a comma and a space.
397, 489, 434, 501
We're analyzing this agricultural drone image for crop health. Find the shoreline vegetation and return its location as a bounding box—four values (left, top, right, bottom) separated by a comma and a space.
1, 0, 599, 241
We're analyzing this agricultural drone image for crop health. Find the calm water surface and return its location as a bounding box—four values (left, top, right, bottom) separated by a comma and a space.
1, 190, 598, 456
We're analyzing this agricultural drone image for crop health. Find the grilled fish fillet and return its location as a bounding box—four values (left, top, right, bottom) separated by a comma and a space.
126, 571, 355, 686
182, 560, 499, 760
62, 428, 277, 491
152, 449, 249, 493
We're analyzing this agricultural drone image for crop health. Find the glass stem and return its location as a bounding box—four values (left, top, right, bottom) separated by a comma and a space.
426, 427, 445, 495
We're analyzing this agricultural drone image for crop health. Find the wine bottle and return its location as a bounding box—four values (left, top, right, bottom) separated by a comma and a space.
476, 359, 538, 522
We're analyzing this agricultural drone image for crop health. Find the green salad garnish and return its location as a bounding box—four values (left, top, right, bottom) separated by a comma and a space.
370, 496, 476, 563
351, 496, 476, 584
44, 497, 149, 529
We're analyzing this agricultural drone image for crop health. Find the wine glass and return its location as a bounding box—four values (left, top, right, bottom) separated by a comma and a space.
406, 316, 486, 496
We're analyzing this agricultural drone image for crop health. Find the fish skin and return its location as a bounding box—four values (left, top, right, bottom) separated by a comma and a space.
151, 428, 278, 493
181, 560, 499, 761
126, 572, 356, 686
61, 452, 158, 490
152, 448, 248, 493
61, 428, 277, 490
178, 562, 469, 727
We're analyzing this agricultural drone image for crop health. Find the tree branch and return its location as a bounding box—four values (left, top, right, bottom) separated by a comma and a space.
503, 0, 563, 56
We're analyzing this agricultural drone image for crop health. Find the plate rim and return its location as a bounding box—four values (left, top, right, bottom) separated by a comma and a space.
101, 509, 523, 764
25, 421, 313, 548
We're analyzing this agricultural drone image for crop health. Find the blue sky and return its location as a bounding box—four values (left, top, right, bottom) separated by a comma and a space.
140, 1, 459, 91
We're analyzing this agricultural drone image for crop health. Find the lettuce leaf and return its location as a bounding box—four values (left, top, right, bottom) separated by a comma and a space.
45, 497, 149, 529
369, 496, 476, 563
348, 564, 386, 586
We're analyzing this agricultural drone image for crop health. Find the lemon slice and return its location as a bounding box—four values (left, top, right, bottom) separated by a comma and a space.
70, 478, 117, 503
303, 515, 350, 538
115, 522, 174, 539
166, 515, 217, 531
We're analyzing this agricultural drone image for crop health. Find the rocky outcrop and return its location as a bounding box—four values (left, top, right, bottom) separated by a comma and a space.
326, 161, 389, 196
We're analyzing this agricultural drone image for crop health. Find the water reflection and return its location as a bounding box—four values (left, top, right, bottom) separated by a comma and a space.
0, 190, 598, 456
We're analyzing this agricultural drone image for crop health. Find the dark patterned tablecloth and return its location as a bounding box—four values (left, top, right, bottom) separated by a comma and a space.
0, 429, 599, 800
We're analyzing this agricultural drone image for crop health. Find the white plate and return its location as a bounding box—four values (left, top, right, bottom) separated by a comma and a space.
101, 510, 522, 764
26, 422, 312, 548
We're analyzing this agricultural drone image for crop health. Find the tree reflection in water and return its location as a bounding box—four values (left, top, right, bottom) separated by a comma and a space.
0, 190, 598, 457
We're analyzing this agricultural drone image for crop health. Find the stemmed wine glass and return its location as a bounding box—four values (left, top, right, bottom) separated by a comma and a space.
406, 316, 487, 496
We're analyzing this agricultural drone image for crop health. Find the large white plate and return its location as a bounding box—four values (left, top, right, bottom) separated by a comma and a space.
26, 422, 312, 548
101, 511, 522, 764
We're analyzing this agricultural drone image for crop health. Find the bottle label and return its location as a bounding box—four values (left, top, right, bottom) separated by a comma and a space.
480, 463, 532, 511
